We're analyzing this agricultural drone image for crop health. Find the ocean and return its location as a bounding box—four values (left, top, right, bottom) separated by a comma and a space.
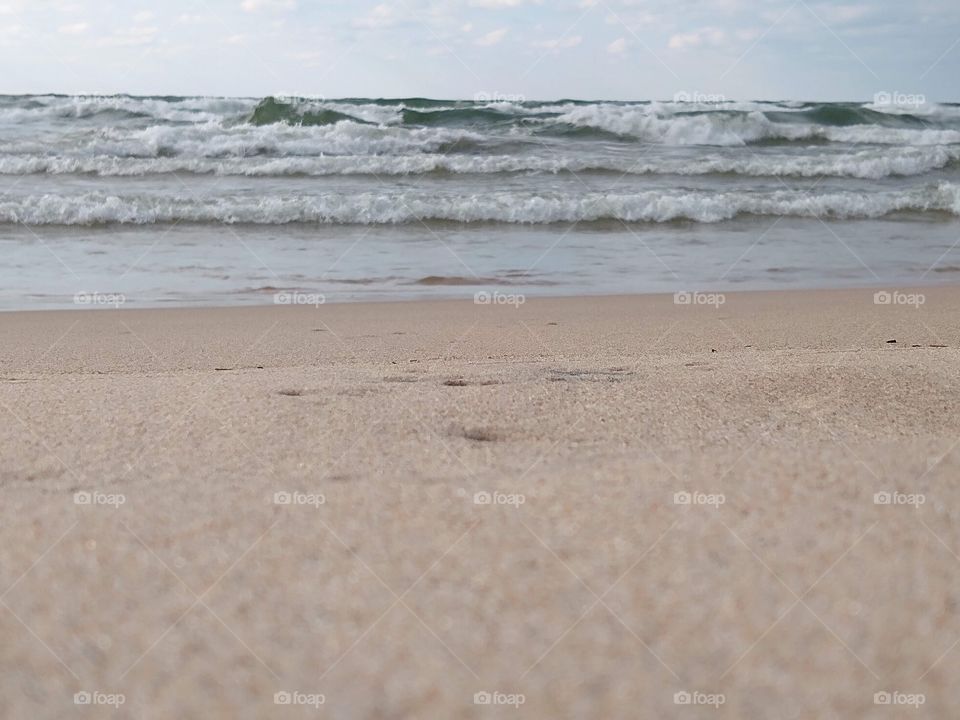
2, 95, 959, 308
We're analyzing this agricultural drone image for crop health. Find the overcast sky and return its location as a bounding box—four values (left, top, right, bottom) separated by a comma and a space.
1, 0, 957, 100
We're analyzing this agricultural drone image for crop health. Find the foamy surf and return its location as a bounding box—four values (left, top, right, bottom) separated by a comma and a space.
3, 94, 960, 308
4, 184, 958, 225
0, 146, 957, 179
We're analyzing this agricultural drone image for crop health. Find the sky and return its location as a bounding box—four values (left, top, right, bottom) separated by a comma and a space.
0, 0, 957, 100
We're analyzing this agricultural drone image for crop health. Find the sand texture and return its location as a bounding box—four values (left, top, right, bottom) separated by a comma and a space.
2, 288, 960, 718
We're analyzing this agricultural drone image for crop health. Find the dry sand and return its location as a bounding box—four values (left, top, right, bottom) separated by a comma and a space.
1, 287, 959, 719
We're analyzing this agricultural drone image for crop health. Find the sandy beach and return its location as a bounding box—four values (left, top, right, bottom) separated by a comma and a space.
2, 287, 960, 718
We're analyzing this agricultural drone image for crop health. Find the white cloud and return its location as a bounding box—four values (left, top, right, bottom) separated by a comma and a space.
470, 0, 531, 7
97, 26, 158, 47
607, 10, 658, 28
708, 0, 746, 12
58, 22, 88, 35
475, 27, 509, 45
241, 0, 296, 12
533, 35, 582, 49
353, 3, 398, 29
814, 3, 871, 24
0, 0, 951, 102
291, 50, 327, 67
668, 27, 726, 50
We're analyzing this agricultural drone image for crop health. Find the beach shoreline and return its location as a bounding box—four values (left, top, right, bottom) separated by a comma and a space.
3, 286, 960, 718
8, 273, 960, 313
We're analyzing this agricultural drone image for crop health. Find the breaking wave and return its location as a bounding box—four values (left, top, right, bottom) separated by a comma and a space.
4, 183, 958, 225
1, 146, 958, 179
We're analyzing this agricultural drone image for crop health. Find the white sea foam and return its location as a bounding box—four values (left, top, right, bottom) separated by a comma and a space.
0, 146, 955, 179
4, 98, 959, 155
3, 184, 957, 225
1, 96, 958, 230
554, 105, 960, 145
0, 96, 256, 123
77, 120, 488, 158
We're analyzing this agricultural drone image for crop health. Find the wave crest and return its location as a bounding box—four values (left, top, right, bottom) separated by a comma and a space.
2, 146, 958, 179
4, 184, 958, 225
248, 97, 373, 127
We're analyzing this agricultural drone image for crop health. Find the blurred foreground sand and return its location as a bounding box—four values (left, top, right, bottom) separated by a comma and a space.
1, 288, 959, 718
